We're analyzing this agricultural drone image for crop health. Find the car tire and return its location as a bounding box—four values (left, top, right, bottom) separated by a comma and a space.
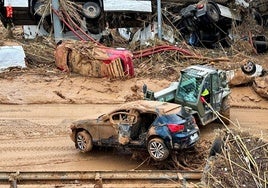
241, 61, 257, 75
206, 3, 220, 22
82, 2, 101, 19
219, 97, 230, 125
148, 138, 169, 161
76, 130, 93, 153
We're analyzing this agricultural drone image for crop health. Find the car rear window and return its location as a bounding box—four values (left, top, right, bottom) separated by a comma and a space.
157, 114, 185, 124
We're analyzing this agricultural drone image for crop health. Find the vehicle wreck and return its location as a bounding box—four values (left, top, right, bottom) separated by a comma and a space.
227, 60, 265, 86
1, 0, 268, 53
69, 100, 200, 161
0, 0, 152, 38
54, 40, 134, 78
176, 0, 242, 48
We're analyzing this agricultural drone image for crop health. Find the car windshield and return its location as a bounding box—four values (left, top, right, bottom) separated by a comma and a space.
176, 72, 203, 103
157, 114, 185, 124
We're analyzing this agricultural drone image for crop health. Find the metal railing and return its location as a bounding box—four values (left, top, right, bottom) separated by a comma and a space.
0, 170, 202, 188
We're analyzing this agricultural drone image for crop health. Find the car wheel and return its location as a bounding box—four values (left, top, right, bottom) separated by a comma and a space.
148, 138, 169, 161
241, 61, 257, 75
76, 130, 93, 153
219, 97, 230, 125
206, 3, 219, 22
82, 2, 101, 19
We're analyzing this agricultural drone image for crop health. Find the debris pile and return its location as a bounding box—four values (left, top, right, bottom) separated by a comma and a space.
131, 139, 212, 170
253, 75, 268, 99
202, 129, 268, 187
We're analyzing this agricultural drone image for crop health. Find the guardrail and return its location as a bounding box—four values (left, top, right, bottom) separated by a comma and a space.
0, 170, 202, 188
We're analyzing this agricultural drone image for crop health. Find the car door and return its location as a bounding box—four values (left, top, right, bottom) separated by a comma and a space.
108, 111, 139, 145
95, 114, 118, 145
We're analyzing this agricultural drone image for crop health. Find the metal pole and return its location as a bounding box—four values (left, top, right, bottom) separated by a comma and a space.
0, 170, 202, 181
157, 0, 162, 40
52, 0, 63, 42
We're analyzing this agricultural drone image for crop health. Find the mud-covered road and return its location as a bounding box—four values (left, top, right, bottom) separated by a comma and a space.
0, 104, 267, 171
0, 104, 149, 171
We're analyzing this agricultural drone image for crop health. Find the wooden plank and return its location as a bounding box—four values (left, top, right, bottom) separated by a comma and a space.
115, 59, 124, 77
103, 0, 152, 12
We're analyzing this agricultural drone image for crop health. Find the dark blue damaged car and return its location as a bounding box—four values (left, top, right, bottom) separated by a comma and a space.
70, 100, 200, 161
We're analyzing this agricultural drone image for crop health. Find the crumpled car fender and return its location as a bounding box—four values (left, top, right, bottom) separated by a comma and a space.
147, 126, 173, 149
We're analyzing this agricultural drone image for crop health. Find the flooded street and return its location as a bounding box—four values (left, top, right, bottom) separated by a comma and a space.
0, 104, 267, 171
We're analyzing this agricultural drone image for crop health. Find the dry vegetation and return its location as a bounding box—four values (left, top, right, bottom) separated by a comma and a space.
202, 129, 268, 188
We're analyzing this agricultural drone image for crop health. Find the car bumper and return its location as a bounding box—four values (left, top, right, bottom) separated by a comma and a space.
172, 130, 200, 150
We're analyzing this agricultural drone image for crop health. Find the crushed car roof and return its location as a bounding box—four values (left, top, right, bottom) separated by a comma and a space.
117, 100, 181, 114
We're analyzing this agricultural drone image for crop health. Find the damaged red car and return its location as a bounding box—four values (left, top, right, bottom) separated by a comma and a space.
55, 40, 134, 78
70, 100, 200, 161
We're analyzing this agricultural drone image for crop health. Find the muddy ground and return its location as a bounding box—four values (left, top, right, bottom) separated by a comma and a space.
0, 22, 268, 186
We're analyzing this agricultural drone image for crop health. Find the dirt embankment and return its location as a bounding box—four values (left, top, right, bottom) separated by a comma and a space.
0, 68, 268, 110
0, 19, 267, 108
